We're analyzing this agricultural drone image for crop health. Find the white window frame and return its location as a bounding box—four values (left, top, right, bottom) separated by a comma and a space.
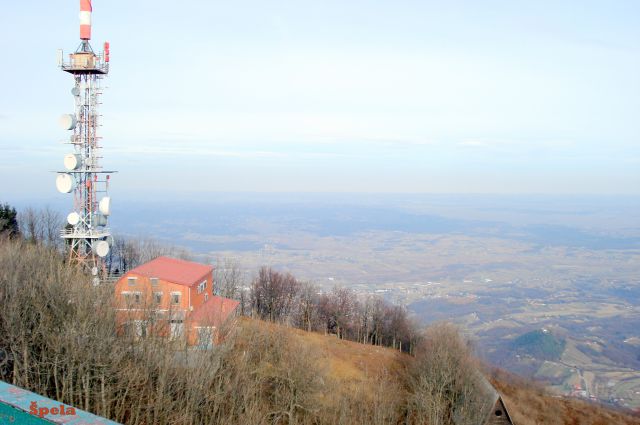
132, 320, 147, 338
127, 277, 137, 286
121, 291, 132, 303
153, 291, 163, 304
150, 277, 159, 287
170, 320, 184, 340
197, 280, 207, 294
171, 291, 181, 305
121, 290, 141, 306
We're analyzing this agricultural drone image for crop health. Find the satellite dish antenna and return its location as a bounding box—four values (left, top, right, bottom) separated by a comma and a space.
93, 240, 110, 258
59, 114, 77, 130
56, 174, 76, 193
64, 153, 82, 170
67, 212, 80, 225
99, 196, 111, 216
91, 267, 98, 276
71, 87, 80, 96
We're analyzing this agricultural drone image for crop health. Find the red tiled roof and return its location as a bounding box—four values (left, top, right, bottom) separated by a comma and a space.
189, 296, 240, 327
127, 256, 213, 286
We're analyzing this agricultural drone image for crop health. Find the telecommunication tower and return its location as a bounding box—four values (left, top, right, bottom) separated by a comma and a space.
56, 0, 114, 278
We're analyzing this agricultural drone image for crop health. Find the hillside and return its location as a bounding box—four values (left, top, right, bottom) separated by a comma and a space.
236, 318, 405, 403
511, 329, 566, 361
237, 319, 640, 425
492, 370, 640, 425
1, 237, 640, 425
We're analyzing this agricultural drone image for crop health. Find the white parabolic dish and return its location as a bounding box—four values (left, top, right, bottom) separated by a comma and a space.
94, 240, 110, 258
59, 114, 77, 130
56, 174, 76, 193
64, 153, 82, 171
67, 212, 80, 225
99, 196, 111, 216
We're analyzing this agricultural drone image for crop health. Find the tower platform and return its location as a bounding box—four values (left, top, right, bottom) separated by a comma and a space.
62, 52, 108, 74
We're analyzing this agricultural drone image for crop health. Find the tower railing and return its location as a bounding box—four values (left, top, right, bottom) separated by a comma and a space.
60, 227, 111, 239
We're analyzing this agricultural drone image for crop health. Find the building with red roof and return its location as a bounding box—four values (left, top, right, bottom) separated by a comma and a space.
127, 256, 213, 286
114, 256, 239, 347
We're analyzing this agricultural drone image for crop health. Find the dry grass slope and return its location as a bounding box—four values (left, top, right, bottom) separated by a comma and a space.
491, 370, 640, 425
241, 319, 640, 425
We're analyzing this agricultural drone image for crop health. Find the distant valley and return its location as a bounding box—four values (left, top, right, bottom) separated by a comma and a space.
19, 194, 640, 408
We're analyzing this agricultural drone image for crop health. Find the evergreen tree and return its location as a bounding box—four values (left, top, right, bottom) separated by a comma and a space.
0, 203, 19, 237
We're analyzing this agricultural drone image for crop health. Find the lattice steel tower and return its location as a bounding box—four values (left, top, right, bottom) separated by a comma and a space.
56, 0, 114, 278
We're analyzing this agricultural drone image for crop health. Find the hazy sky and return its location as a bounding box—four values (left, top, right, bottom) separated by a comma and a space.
1, 0, 639, 198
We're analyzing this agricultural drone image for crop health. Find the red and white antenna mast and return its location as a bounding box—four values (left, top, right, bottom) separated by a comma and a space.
79, 0, 93, 40
56, 1, 114, 282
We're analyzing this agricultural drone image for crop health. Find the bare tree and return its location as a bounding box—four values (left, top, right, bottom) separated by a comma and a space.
295, 281, 319, 332
214, 258, 244, 299
40, 206, 63, 248
0, 239, 334, 425
13, 206, 63, 248
317, 286, 357, 338
0, 237, 505, 425
19, 207, 43, 244
250, 267, 300, 323
106, 235, 193, 275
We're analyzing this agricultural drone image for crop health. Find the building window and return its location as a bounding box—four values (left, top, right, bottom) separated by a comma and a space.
133, 320, 147, 338
127, 277, 137, 286
197, 280, 207, 294
204, 293, 209, 301
150, 277, 159, 287
153, 292, 163, 304
122, 291, 141, 305
171, 292, 181, 305
196, 327, 214, 349
170, 320, 184, 340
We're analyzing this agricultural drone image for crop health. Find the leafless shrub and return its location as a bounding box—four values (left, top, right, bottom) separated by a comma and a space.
404, 323, 490, 425
0, 239, 326, 424
320, 367, 406, 425
0, 237, 516, 425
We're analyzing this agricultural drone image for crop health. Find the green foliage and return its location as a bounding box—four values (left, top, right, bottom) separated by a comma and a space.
0, 202, 19, 237
512, 330, 566, 360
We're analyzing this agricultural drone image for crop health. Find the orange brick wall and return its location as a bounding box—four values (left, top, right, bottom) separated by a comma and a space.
114, 270, 213, 338
186, 305, 239, 346
115, 271, 212, 309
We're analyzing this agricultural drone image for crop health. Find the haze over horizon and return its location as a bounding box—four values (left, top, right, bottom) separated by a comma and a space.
1, 0, 639, 198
